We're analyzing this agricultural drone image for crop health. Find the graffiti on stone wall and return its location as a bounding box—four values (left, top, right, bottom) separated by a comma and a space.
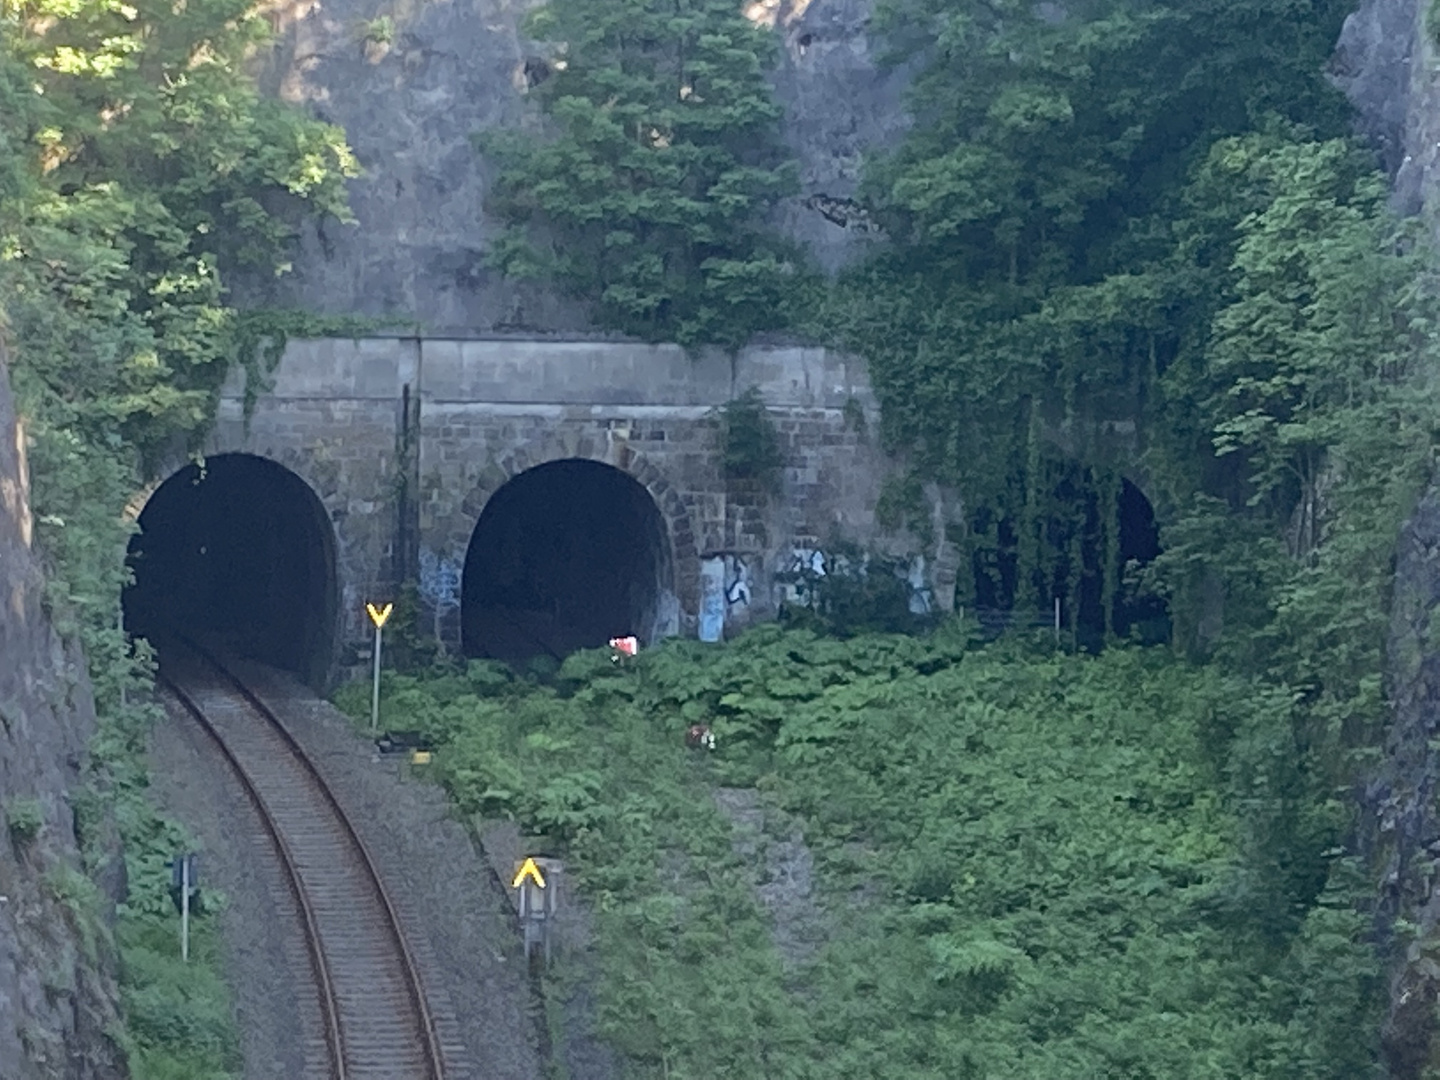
778, 546, 934, 614
699, 554, 754, 641
777, 547, 827, 608
698, 546, 935, 642
906, 555, 934, 615
699, 558, 725, 642
725, 556, 751, 607
418, 548, 463, 641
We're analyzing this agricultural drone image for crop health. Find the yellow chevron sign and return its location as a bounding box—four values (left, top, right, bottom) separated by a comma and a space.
512, 857, 547, 890
366, 602, 393, 628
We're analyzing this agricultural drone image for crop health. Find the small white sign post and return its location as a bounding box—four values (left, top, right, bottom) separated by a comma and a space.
169, 853, 197, 962
366, 602, 393, 732
181, 855, 190, 962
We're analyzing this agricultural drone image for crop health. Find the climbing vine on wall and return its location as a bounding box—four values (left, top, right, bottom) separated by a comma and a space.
803, 0, 1439, 1059
229, 310, 414, 419
808, 0, 1388, 646
715, 387, 784, 490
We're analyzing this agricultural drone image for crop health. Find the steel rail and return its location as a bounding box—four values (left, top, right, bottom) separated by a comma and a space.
160, 670, 347, 1080
164, 635, 447, 1080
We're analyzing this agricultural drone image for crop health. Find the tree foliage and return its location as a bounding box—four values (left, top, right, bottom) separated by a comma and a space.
716, 386, 783, 485
791, 2, 1435, 1064
811, 0, 1368, 616
481, 0, 799, 349
1, 0, 357, 465
1, 0, 356, 1070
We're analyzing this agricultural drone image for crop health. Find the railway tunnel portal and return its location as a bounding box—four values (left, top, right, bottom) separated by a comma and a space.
123, 453, 339, 688
461, 458, 674, 665
122, 336, 1151, 684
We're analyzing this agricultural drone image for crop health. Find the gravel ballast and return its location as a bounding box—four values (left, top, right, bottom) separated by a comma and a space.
147, 696, 325, 1080
226, 659, 545, 1080
148, 658, 547, 1080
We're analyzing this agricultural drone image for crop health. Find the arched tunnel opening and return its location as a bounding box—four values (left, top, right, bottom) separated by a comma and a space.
123, 453, 338, 687
970, 470, 1168, 646
462, 459, 672, 667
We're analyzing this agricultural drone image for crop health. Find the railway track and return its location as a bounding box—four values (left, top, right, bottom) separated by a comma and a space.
160, 637, 451, 1080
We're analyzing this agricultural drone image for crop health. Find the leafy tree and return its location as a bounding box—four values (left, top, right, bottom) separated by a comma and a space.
2, 0, 357, 467
802, 2, 1430, 1064
0, 0, 357, 1068
811, 0, 1362, 631
481, 0, 799, 349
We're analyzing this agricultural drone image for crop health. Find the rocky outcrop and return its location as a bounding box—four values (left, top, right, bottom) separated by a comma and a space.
0, 346, 125, 1079
1330, 0, 1440, 219
1333, 4, 1440, 1075
238, 0, 582, 333
1364, 483, 1440, 1077
764, 0, 914, 272
237, 0, 914, 330
1330, 0, 1418, 186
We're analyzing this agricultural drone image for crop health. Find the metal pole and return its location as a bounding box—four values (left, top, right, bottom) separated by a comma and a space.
370, 623, 383, 732
181, 856, 190, 963
1054, 597, 1060, 645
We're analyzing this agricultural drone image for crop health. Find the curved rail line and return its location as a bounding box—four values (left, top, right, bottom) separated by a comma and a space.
160, 637, 447, 1080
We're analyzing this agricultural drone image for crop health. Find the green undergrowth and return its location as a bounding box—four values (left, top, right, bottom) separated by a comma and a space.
102, 700, 242, 1080
337, 621, 1379, 1079
114, 917, 239, 1080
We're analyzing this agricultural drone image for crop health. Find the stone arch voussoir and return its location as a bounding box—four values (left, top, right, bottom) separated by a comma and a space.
457, 432, 701, 620
128, 443, 343, 526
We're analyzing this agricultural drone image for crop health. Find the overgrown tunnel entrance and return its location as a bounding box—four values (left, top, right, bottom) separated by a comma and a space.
123, 453, 338, 687
971, 471, 1168, 646
462, 459, 672, 666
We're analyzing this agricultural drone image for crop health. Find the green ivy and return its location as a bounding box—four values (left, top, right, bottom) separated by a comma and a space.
715, 387, 784, 489
229, 310, 414, 417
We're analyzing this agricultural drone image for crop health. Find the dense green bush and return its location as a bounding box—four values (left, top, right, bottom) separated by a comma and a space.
5, 797, 44, 845
774, 540, 927, 637
716, 387, 785, 488
116, 920, 241, 1080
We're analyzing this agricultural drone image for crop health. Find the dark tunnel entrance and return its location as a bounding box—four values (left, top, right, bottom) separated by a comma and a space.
123, 454, 338, 687
462, 459, 672, 667
970, 472, 1168, 646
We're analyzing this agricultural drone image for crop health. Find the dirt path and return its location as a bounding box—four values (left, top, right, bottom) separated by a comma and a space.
712, 786, 826, 969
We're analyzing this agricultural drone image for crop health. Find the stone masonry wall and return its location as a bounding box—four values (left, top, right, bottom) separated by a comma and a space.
141, 337, 418, 672
184, 336, 945, 672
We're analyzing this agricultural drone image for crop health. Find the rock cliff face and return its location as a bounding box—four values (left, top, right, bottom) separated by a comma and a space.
238, 0, 912, 330
1334, 2, 1440, 1075
1365, 481, 1440, 1077
1330, 0, 1440, 216
0, 348, 125, 1079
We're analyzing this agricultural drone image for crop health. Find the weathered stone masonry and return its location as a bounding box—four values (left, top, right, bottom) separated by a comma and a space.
162, 336, 943, 675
